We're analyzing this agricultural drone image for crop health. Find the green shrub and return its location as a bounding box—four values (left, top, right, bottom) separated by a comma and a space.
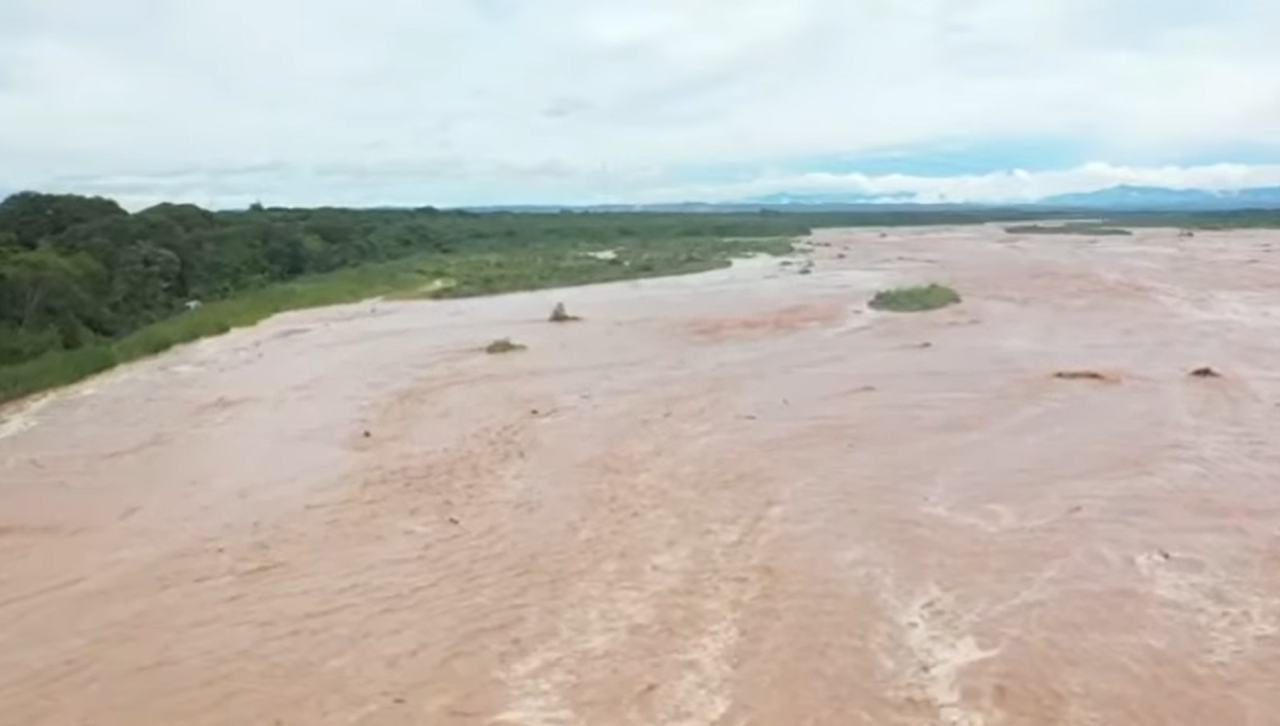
869, 284, 962, 312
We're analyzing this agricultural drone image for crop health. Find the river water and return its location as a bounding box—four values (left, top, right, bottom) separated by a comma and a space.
3, 226, 1280, 725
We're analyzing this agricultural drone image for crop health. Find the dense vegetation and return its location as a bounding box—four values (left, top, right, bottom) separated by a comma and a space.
0, 193, 814, 402
0, 192, 810, 369
868, 283, 962, 312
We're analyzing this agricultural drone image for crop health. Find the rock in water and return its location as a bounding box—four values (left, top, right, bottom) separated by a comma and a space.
549, 302, 580, 322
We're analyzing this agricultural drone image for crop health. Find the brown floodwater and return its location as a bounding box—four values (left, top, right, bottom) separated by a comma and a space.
3, 225, 1280, 725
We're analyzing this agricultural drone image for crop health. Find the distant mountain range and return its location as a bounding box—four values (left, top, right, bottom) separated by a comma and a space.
1037, 185, 1280, 210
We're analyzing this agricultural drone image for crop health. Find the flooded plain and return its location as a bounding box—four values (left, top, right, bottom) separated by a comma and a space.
4, 225, 1280, 725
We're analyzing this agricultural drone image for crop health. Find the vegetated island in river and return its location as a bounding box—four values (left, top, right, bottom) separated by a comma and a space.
3, 191, 1279, 404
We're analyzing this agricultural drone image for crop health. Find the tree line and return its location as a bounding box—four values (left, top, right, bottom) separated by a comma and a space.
0, 191, 819, 367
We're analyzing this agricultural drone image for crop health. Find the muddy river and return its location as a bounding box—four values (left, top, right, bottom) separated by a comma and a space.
3, 226, 1280, 725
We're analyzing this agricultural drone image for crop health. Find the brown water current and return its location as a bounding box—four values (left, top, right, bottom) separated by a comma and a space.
4, 225, 1280, 725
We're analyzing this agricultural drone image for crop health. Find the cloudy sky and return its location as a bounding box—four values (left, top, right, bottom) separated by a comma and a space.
3, 0, 1280, 208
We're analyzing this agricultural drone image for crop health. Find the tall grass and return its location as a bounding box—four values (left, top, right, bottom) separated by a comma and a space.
396, 237, 794, 300
1, 260, 428, 403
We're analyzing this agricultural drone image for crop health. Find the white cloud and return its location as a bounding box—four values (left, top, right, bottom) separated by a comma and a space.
3, 0, 1280, 206
637, 162, 1280, 204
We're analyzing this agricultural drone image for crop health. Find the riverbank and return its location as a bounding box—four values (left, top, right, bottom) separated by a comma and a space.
0, 235, 793, 405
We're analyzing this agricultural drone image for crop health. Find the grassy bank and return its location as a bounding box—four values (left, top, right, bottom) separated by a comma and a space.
395, 236, 793, 299
0, 236, 793, 404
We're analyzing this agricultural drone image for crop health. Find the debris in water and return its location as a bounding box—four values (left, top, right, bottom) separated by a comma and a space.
485, 338, 526, 354
1053, 370, 1115, 382
549, 302, 581, 323
1189, 367, 1221, 378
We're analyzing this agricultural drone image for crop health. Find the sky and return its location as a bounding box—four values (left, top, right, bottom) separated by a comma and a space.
3, 0, 1280, 208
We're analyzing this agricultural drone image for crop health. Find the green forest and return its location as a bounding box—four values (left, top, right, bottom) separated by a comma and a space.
3, 193, 763, 363
0, 191, 823, 401
3, 190, 1279, 404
